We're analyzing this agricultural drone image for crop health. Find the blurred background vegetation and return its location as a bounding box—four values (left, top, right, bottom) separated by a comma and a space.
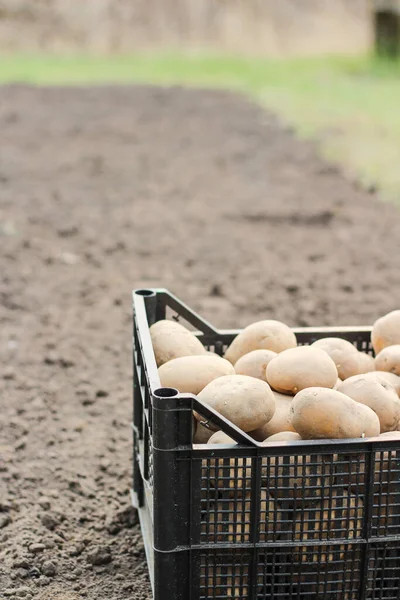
0, 0, 399, 200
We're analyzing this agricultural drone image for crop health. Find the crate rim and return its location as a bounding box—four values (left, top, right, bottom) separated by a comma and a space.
133, 286, 373, 336
132, 287, 399, 452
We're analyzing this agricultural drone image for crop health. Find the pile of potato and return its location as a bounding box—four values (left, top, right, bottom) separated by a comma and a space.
151, 309, 400, 444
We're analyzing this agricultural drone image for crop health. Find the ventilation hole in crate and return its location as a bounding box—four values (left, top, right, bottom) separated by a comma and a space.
367, 542, 400, 599
200, 551, 251, 600
372, 448, 400, 538
201, 496, 252, 545
353, 339, 373, 354
257, 544, 362, 599
200, 456, 253, 544
200, 342, 229, 356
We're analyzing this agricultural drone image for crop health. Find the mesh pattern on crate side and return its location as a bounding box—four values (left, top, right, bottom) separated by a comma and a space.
198, 545, 363, 600
367, 541, 400, 599
199, 550, 251, 600
371, 448, 400, 538
257, 543, 362, 599
359, 339, 372, 353
200, 450, 367, 546
262, 450, 366, 543
200, 456, 253, 545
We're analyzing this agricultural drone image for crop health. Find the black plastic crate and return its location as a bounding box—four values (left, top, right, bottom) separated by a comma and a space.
132, 288, 400, 600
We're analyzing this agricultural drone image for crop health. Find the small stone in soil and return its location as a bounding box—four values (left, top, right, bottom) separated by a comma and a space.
4, 587, 32, 597
3, 366, 15, 379
44, 352, 58, 365
0, 514, 11, 528
16, 569, 29, 579
40, 513, 59, 531
86, 545, 112, 566
41, 561, 57, 577
12, 559, 31, 570
60, 251, 80, 265
31, 397, 45, 409
59, 356, 75, 368
38, 496, 51, 510
29, 543, 46, 554
99, 459, 111, 472
45, 489, 59, 498
14, 439, 26, 451
69, 542, 85, 556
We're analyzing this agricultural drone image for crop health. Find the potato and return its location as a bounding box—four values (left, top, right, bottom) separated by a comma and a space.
361, 371, 400, 397
311, 337, 360, 380
266, 347, 338, 395
250, 392, 295, 440
234, 349, 277, 381
380, 431, 400, 438
262, 431, 302, 442
337, 375, 400, 433
208, 431, 236, 445
224, 320, 297, 364
355, 351, 376, 374
375, 345, 400, 376
349, 399, 382, 438
196, 375, 276, 432
372, 309, 400, 354
333, 378, 343, 390
193, 422, 214, 444
291, 387, 380, 439
150, 319, 206, 366
158, 354, 234, 394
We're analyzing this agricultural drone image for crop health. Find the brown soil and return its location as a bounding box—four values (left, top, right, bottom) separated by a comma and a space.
0, 84, 399, 600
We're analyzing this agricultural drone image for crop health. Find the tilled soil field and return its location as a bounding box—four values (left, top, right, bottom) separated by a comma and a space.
0, 84, 400, 600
